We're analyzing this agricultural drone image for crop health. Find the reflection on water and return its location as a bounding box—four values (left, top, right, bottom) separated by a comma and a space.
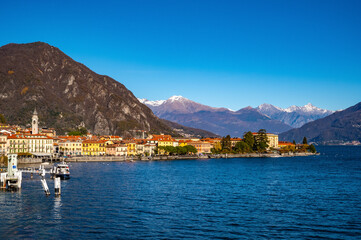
1, 146, 361, 239
53, 196, 62, 220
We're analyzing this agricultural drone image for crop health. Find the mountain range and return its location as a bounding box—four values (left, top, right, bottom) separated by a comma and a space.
257, 103, 334, 128
139, 96, 334, 137
280, 102, 361, 144
0, 42, 215, 137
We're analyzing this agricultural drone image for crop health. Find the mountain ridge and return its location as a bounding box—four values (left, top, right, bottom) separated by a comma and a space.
140, 96, 334, 130
279, 101, 361, 144
140, 96, 293, 136
0, 42, 214, 137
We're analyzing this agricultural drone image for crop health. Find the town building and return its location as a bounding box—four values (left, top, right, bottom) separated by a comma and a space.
58, 137, 82, 156
252, 133, 279, 149
0, 134, 7, 156
7, 134, 54, 156
82, 140, 106, 156
188, 141, 212, 154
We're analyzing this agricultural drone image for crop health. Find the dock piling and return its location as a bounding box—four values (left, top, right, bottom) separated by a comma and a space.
54, 177, 61, 196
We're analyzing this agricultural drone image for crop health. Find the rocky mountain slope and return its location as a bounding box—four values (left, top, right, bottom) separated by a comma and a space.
257, 103, 334, 128
0, 42, 199, 136
279, 102, 361, 144
140, 96, 292, 136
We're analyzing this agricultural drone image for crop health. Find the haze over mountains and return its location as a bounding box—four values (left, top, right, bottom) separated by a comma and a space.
139, 96, 335, 137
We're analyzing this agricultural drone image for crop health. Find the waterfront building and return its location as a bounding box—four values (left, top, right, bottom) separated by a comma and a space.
125, 141, 137, 156
152, 135, 174, 148
144, 143, 156, 156
136, 144, 145, 155
116, 144, 128, 156
82, 140, 106, 156
266, 133, 279, 148
105, 144, 116, 155
0, 134, 7, 155
188, 141, 212, 154
59, 137, 82, 156
7, 134, 54, 156
105, 143, 128, 156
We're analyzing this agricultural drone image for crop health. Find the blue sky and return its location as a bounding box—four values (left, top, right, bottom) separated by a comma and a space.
1, 0, 361, 111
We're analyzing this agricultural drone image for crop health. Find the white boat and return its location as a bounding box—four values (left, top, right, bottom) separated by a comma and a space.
51, 162, 70, 179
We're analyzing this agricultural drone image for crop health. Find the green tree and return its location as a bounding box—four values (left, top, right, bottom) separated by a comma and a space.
0, 114, 6, 124
254, 129, 269, 152
243, 131, 255, 150
221, 135, 232, 152
293, 140, 296, 145
303, 137, 308, 145
185, 145, 197, 154
308, 144, 316, 153
68, 127, 88, 136
235, 141, 251, 153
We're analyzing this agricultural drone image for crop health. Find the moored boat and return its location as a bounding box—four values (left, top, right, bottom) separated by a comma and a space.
51, 162, 70, 179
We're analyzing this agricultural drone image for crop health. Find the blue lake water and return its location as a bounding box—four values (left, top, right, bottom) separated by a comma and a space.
1, 146, 361, 239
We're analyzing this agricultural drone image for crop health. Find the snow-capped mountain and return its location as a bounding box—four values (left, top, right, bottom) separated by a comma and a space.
138, 95, 229, 116
257, 103, 334, 128
138, 96, 293, 136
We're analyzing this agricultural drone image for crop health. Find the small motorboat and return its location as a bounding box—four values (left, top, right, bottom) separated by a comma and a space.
51, 162, 70, 179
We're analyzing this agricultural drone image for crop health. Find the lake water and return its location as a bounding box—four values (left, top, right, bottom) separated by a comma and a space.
1, 146, 361, 239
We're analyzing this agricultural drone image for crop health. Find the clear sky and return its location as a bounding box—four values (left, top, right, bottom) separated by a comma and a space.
1, 0, 361, 111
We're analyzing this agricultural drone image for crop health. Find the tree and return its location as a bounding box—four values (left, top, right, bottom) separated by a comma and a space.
303, 137, 308, 145
0, 114, 6, 124
292, 140, 296, 145
254, 129, 269, 152
243, 132, 255, 150
68, 127, 88, 136
308, 144, 316, 153
221, 135, 232, 152
235, 141, 251, 153
185, 145, 197, 154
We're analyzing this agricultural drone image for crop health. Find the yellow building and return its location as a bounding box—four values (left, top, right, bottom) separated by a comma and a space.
178, 140, 188, 147
266, 134, 279, 148
126, 142, 137, 156
59, 138, 82, 156
82, 140, 106, 156
0, 134, 7, 155
152, 135, 174, 147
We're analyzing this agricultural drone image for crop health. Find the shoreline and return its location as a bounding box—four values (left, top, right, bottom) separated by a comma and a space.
65, 152, 319, 162
11, 152, 319, 165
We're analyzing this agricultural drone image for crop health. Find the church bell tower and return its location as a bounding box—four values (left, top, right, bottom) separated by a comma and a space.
32, 108, 39, 134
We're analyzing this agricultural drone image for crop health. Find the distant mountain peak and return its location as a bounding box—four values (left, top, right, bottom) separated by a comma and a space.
256, 103, 334, 128
168, 95, 187, 102
138, 98, 165, 107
